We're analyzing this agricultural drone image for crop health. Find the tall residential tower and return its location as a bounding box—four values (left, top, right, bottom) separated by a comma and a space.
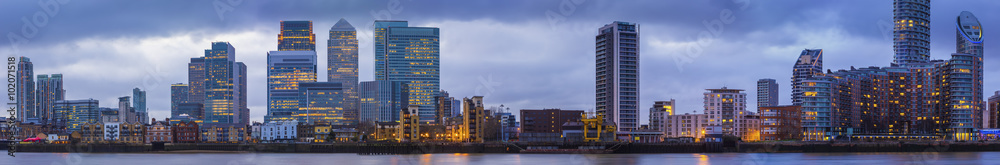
595, 21, 640, 132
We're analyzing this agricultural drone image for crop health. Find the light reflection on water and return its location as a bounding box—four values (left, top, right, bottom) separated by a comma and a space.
1, 152, 997, 165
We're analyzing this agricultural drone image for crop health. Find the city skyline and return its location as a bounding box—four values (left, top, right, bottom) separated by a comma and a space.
2, 0, 998, 126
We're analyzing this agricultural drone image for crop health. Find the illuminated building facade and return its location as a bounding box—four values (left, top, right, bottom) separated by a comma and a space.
53, 99, 99, 131
201, 42, 247, 124
704, 87, 748, 137
188, 57, 206, 105
265, 50, 318, 123
596, 21, 640, 132
16, 57, 35, 123
278, 21, 316, 51
297, 82, 347, 125
374, 20, 441, 122
989, 91, 999, 128
759, 105, 802, 141
662, 113, 708, 139
648, 99, 675, 131
462, 96, 484, 142
892, 0, 931, 66
36, 74, 64, 125
328, 18, 359, 127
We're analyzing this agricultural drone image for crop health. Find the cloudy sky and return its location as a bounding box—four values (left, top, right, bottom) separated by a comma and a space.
2, 0, 997, 125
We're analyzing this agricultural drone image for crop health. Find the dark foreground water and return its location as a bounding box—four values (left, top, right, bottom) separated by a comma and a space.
2, 152, 998, 165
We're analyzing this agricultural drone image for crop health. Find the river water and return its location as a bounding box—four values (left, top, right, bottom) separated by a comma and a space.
1, 152, 996, 165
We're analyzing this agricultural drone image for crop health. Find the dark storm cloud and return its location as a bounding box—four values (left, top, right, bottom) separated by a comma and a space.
1, 0, 996, 124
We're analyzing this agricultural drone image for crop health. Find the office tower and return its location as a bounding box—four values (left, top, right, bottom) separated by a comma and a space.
328, 18, 359, 126
188, 57, 206, 105
373, 20, 441, 122
435, 90, 454, 124
649, 100, 675, 131
451, 98, 461, 118
892, 0, 931, 66
278, 21, 316, 51
133, 88, 147, 124
36, 74, 64, 124
171, 83, 189, 117
53, 99, 99, 131
990, 91, 999, 128
265, 50, 317, 123
359, 80, 409, 123
704, 87, 747, 137
756, 79, 778, 107
99, 107, 118, 123
791, 49, 823, 106
298, 82, 347, 125
463, 96, 485, 142
16, 57, 35, 123
176, 103, 204, 120
595, 21, 640, 132
202, 42, 245, 124
238, 62, 248, 125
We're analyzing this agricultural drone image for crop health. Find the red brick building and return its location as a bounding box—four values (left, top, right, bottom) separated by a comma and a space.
172, 121, 199, 143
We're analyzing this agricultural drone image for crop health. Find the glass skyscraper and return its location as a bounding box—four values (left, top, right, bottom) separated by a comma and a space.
328, 18, 359, 125
36, 74, 64, 125
359, 80, 409, 123
133, 88, 147, 124
892, 0, 931, 66
16, 57, 35, 123
188, 57, 206, 105
201, 42, 247, 124
278, 21, 316, 51
54, 99, 99, 131
373, 20, 440, 122
170, 83, 189, 117
595, 21, 640, 132
298, 82, 346, 125
266, 50, 317, 123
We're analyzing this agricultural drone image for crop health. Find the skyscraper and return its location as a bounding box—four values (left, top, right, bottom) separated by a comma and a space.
373, 20, 440, 122
16, 57, 35, 123
170, 83, 189, 118
298, 82, 346, 125
118, 96, 133, 123
133, 88, 147, 124
359, 80, 409, 123
202, 42, 246, 124
704, 87, 747, 137
933, 11, 984, 139
956, 11, 984, 56
188, 57, 206, 105
595, 21, 640, 132
328, 18, 359, 126
892, 0, 931, 66
36, 74, 64, 124
756, 79, 778, 108
278, 21, 316, 51
791, 49, 822, 106
265, 50, 317, 123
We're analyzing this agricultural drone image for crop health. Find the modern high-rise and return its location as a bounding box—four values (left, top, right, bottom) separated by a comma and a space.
328, 18, 359, 126
298, 82, 347, 125
595, 21, 640, 132
892, 0, 931, 66
435, 90, 455, 123
133, 88, 147, 124
704, 87, 747, 137
649, 100, 675, 131
756, 79, 778, 108
188, 57, 206, 105
53, 99, 99, 131
36, 74, 64, 124
373, 20, 441, 122
16, 57, 35, 123
791, 49, 823, 106
170, 83, 189, 118
118, 96, 134, 123
956, 11, 984, 56
265, 50, 317, 123
359, 80, 409, 123
278, 21, 316, 51
202, 42, 246, 124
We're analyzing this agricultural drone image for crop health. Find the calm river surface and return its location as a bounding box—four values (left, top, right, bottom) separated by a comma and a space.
2, 152, 998, 165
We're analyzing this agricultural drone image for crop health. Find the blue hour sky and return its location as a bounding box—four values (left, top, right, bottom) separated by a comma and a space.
1, 0, 997, 124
